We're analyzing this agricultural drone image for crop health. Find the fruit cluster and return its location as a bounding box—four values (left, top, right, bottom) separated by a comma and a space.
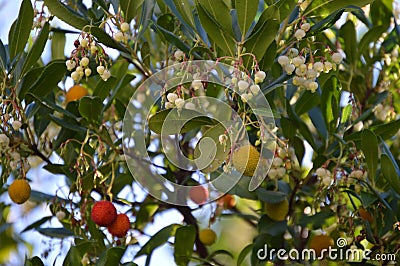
91, 201, 131, 238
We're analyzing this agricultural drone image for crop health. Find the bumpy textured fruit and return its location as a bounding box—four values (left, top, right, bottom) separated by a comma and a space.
189, 186, 209, 204
359, 208, 373, 223
91, 201, 117, 227
232, 145, 260, 176
217, 194, 236, 209
8, 179, 31, 204
265, 199, 289, 221
199, 228, 217, 245
309, 235, 334, 256
107, 213, 130, 237
65, 85, 88, 103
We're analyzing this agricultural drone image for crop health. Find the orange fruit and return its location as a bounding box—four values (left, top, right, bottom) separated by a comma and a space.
65, 85, 88, 103
189, 186, 209, 205
265, 199, 289, 221
199, 228, 217, 245
232, 144, 260, 176
8, 179, 31, 204
217, 194, 236, 209
107, 213, 131, 237
359, 207, 373, 223
91, 201, 117, 227
309, 235, 334, 256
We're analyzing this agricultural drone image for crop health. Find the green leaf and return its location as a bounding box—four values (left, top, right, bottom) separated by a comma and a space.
380, 154, 400, 194
243, 19, 279, 66
194, 123, 231, 173
340, 20, 357, 64
280, 117, 296, 140
0, 39, 7, 70
277, 0, 298, 21
237, 244, 253, 266
157, 13, 175, 32
148, 108, 217, 134
304, 0, 374, 17
26, 60, 67, 101
174, 226, 196, 266
26, 93, 78, 120
321, 76, 340, 133
21, 22, 50, 76
197, 0, 233, 36
341, 104, 352, 123
292, 136, 305, 163
361, 129, 378, 182
8, 0, 34, 59
154, 24, 192, 53
51, 31, 66, 60
309, 8, 345, 35
97, 247, 127, 266
135, 224, 181, 258
137, 0, 156, 39
24, 256, 44, 266
63, 241, 94, 266
79, 96, 103, 123
294, 90, 320, 115
195, 1, 236, 56
298, 209, 335, 229
44, 0, 89, 30
136, 203, 159, 231
87, 26, 130, 54
36, 227, 75, 238
22, 216, 53, 233
235, 0, 258, 38
255, 188, 287, 203
120, 0, 143, 22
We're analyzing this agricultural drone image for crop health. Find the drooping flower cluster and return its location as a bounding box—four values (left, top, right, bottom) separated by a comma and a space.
66, 34, 111, 82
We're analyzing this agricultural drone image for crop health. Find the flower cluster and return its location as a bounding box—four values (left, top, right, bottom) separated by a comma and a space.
66, 34, 111, 82
278, 48, 343, 92
114, 22, 130, 43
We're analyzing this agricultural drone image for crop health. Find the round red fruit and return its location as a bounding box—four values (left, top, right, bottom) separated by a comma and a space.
108, 213, 131, 237
91, 201, 117, 227
189, 186, 209, 204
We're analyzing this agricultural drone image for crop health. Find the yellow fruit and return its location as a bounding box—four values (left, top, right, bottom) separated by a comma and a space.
359, 207, 373, 223
232, 144, 260, 176
199, 228, 217, 246
65, 85, 88, 103
308, 235, 334, 256
8, 179, 31, 204
265, 199, 289, 221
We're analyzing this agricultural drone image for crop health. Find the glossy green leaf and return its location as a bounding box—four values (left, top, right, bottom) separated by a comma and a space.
292, 136, 305, 163
36, 227, 75, 238
44, 0, 89, 30
26, 60, 67, 101
309, 107, 329, 139
321, 76, 340, 133
87, 26, 130, 54
136, 203, 159, 231
21, 22, 50, 76
361, 129, 378, 182
381, 154, 400, 194
197, 0, 233, 36
157, 13, 175, 32
295, 90, 320, 115
97, 247, 127, 266
341, 104, 352, 123
148, 108, 217, 134
135, 224, 181, 258
304, 0, 374, 17
174, 226, 196, 266
24, 256, 44, 266
22, 216, 53, 233
235, 0, 258, 38
137, 0, 156, 39
0, 39, 7, 69
237, 244, 253, 266
154, 24, 192, 53
8, 0, 34, 60
243, 19, 279, 66
18, 67, 44, 98
120, 0, 143, 22
277, 0, 298, 21
340, 20, 357, 64
194, 123, 231, 173
51, 31, 66, 60
298, 209, 335, 229
255, 188, 287, 203
79, 96, 103, 123
195, 1, 236, 56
